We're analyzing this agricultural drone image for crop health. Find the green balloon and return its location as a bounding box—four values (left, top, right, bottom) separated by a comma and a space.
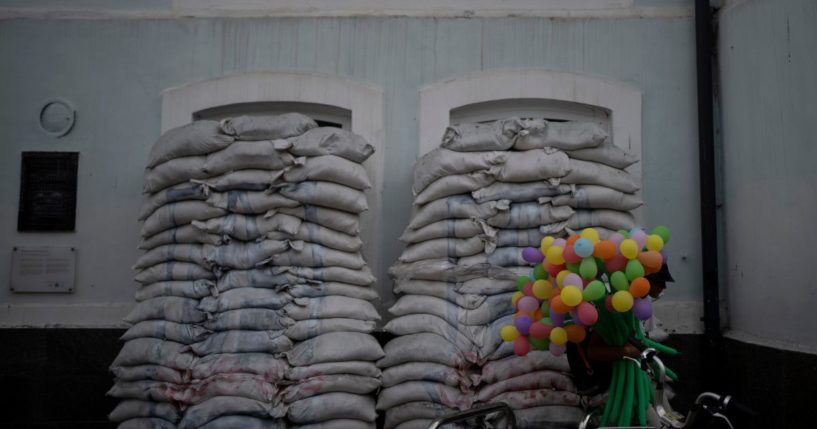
516, 276, 529, 291
652, 225, 671, 244
533, 264, 548, 280
579, 257, 598, 280
583, 280, 606, 301
540, 302, 550, 317
529, 336, 550, 350
611, 271, 629, 291
626, 259, 645, 281
618, 229, 631, 239
566, 262, 580, 273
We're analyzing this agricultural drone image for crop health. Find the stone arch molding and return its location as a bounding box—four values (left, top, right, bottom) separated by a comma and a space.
161, 70, 386, 290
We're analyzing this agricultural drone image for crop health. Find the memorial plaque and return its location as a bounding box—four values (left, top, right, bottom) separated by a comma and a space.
17, 152, 79, 231
10, 246, 76, 293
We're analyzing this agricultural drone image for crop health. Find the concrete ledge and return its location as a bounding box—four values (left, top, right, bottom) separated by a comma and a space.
0, 302, 132, 328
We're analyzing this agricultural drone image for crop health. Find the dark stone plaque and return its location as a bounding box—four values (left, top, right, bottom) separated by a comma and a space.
17, 152, 79, 232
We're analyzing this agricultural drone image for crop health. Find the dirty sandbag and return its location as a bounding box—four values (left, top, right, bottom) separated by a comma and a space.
488, 389, 581, 409
123, 297, 207, 324
414, 169, 498, 206
393, 279, 486, 309
198, 288, 294, 313
134, 244, 214, 271
138, 225, 225, 251
399, 235, 490, 263
495, 228, 546, 248
134, 262, 214, 285
381, 362, 469, 389
376, 333, 467, 369
189, 330, 293, 355
194, 169, 281, 193
278, 205, 360, 234
441, 117, 523, 152
283, 155, 372, 190
117, 417, 177, 429
140, 201, 226, 238
388, 260, 516, 283
203, 140, 296, 175
384, 402, 455, 429
287, 392, 377, 423
107, 380, 182, 402
190, 353, 289, 381
147, 120, 234, 168
475, 370, 577, 402
551, 184, 643, 211
399, 218, 493, 244
120, 320, 211, 344
281, 374, 381, 403
206, 190, 298, 214
220, 113, 317, 141
291, 419, 375, 429
202, 308, 294, 331
476, 351, 570, 385
206, 239, 294, 269
110, 365, 185, 384
515, 119, 608, 151
266, 244, 365, 270
216, 268, 311, 292
285, 282, 377, 301
139, 182, 208, 221
455, 277, 517, 295
286, 361, 381, 381
143, 156, 209, 194
192, 213, 302, 241
180, 373, 279, 405
561, 158, 640, 193
566, 139, 639, 169
377, 381, 473, 411
286, 332, 384, 367
412, 148, 508, 194
458, 247, 529, 267
267, 221, 364, 253
472, 181, 571, 204
407, 196, 509, 231
486, 202, 574, 229
288, 127, 374, 163
496, 149, 572, 183
199, 415, 286, 429
277, 266, 376, 286
383, 314, 477, 355
389, 293, 514, 326
134, 280, 215, 302
284, 318, 376, 341
177, 396, 281, 429
109, 399, 181, 423
284, 296, 380, 322
112, 338, 194, 370
567, 209, 635, 231
276, 181, 368, 214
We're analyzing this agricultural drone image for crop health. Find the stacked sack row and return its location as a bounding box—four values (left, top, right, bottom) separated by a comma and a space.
380, 117, 641, 429
108, 113, 383, 429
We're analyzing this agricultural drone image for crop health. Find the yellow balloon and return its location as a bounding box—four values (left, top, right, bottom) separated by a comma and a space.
546, 245, 566, 265
561, 285, 583, 307
540, 236, 555, 253
556, 270, 570, 288
620, 239, 639, 260
500, 325, 521, 342
612, 290, 634, 312
550, 326, 568, 345
581, 228, 600, 244
511, 291, 525, 307
646, 234, 665, 252
532, 280, 553, 300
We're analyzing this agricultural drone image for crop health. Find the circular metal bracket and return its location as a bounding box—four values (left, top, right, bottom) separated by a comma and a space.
39, 98, 76, 137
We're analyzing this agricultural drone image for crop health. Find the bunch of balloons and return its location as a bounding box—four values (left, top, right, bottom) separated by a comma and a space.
500, 226, 671, 357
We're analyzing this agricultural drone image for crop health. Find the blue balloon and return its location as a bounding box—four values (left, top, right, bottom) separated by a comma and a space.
574, 238, 594, 258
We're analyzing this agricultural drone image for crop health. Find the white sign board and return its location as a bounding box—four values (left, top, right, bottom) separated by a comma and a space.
10, 246, 76, 293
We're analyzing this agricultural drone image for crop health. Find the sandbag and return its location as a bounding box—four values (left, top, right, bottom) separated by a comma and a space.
399, 235, 489, 263
286, 361, 381, 381
139, 182, 208, 221
285, 296, 379, 322
561, 158, 640, 193
120, 320, 210, 344
414, 169, 499, 205
475, 370, 576, 402
399, 218, 493, 244
190, 353, 289, 381
198, 288, 293, 313
180, 373, 278, 404
192, 213, 302, 241
199, 416, 286, 429
383, 314, 477, 356
476, 351, 571, 385
202, 308, 294, 331
143, 156, 209, 194
206, 190, 299, 214
458, 247, 529, 267
267, 221, 364, 253
109, 399, 181, 423
206, 239, 294, 269
566, 139, 638, 169
505, 405, 585, 429
514, 119, 608, 150
203, 140, 296, 175
486, 203, 574, 229
194, 169, 281, 193
138, 225, 225, 251
134, 280, 215, 302
278, 205, 361, 234
286, 282, 378, 301
376, 333, 466, 369
107, 380, 182, 402
473, 181, 571, 204
488, 389, 581, 409
220, 113, 317, 140
550, 184, 642, 211
133, 244, 213, 270
495, 149, 571, 182
285, 318, 376, 341
177, 396, 280, 429
288, 127, 374, 163
283, 155, 372, 190
377, 381, 472, 411
285, 332, 384, 366
110, 364, 185, 384
117, 417, 177, 429
441, 118, 523, 152
146, 120, 233, 168
292, 419, 374, 429
384, 402, 455, 429
287, 393, 377, 423
276, 266, 376, 286
567, 209, 635, 231
277, 181, 368, 214
266, 244, 366, 269
412, 148, 508, 194
123, 297, 206, 324
389, 260, 517, 283
189, 330, 293, 355
495, 228, 546, 248
281, 375, 381, 402
407, 196, 509, 231
393, 279, 486, 309
455, 277, 517, 295
388, 293, 514, 326
381, 362, 468, 389
141, 201, 227, 238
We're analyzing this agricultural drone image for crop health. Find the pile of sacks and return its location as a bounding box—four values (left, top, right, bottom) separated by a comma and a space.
108, 113, 383, 429
380, 117, 641, 429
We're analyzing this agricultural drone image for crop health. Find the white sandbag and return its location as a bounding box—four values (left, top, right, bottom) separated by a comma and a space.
141, 201, 227, 238
107, 380, 182, 402
193, 213, 302, 241
412, 148, 508, 194
377, 381, 472, 411
376, 333, 466, 369
381, 362, 468, 389
455, 277, 517, 295
473, 181, 572, 204
123, 297, 206, 324
515, 119, 607, 150
287, 361, 381, 381
488, 389, 581, 409
206, 239, 294, 269
568, 209, 635, 231
276, 266, 376, 286
281, 375, 381, 402
147, 120, 234, 168
134, 244, 214, 270
486, 203, 574, 229
284, 318, 376, 341
266, 244, 366, 269
505, 405, 585, 429
110, 365, 185, 384
139, 183, 208, 221
495, 228, 546, 248
277, 181, 368, 214
138, 225, 225, 251
414, 169, 499, 205
215, 270, 307, 292
389, 293, 514, 326
190, 353, 289, 381
134, 280, 215, 302
203, 140, 296, 175
496, 149, 571, 182
143, 156, 209, 194
202, 308, 294, 331
389, 260, 516, 283
407, 196, 509, 231
393, 420, 434, 429
199, 416, 286, 429
117, 417, 177, 429
286, 282, 378, 301
287, 393, 377, 423
285, 332, 384, 366
177, 396, 280, 429
198, 288, 293, 313
399, 218, 493, 244
283, 155, 372, 190
206, 190, 299, 214
551, 184, 642, 211
180, 373, 278, 404
220, 113, 317, 140
268, 221, 364, 253
393, 279, 486, 309
383, 314, 477, 355
109, 399, 181, 423
292, 419, 374, 429
441, 118, 523, 152
120, 320, 210, 344
399, 235, 489, 263
278, 205, 361, 234
561, 158, 640, 193
194, 169, 281, 193
285, 296, 380, 322
111, 338, 194, 369
476, 370, 576, 402
567, 139, 638, 169
458, 247, 528, 267
189, 330, 293, 355
288, 127, 374, 163
384, 402, 454, 429
476, 351, 570, 385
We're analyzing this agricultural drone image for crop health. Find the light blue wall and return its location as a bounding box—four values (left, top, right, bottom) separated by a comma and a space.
719, 0, 817, 348
0, 15, 701, 323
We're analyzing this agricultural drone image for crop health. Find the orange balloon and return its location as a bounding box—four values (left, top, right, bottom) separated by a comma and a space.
593, 240, 617, 260
550, 296, 571, 314
566, 234, 581, 247
629, 277, 651, 298
533, 309, 544, 321
550, 286, 562, 298
643, 264, 659, 275
638, 250, 663, 271
565, 324, 587, 343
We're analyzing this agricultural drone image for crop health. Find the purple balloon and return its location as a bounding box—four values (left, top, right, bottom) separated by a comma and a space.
515, 315, 533, 335
632, 298, 653, 321
610, 233, 625, 246
660, 248, 669, 261
631, 230, 648, 249
549, 343, 566, 356
553, 238, 567, 248
570, 309, 584, 326
518, 296, 539, 313
522, 247, 544, 264
550, 311, 565, 327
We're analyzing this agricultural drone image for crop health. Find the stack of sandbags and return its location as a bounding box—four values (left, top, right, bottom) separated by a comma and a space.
109, 114, 382, 429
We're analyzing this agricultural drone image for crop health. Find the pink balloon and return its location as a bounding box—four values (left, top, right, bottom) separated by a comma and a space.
577, 302, 599, 325
564, 273, 583, 287
631, 230, 648, 249
546, 263, 564, 278
609, 233, 626, 247
605, 253, 628, 272
514, 336, 531, 356
563, 245, 582, 264
523, 283, 534, 297
553, 238, 567, 248
549, 342, 566, 356
529, 322, 552, 340
518, 296, 539, 314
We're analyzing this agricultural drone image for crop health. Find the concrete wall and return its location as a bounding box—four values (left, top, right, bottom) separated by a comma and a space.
719, 0, 817, 351
0, 5, 703, 329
